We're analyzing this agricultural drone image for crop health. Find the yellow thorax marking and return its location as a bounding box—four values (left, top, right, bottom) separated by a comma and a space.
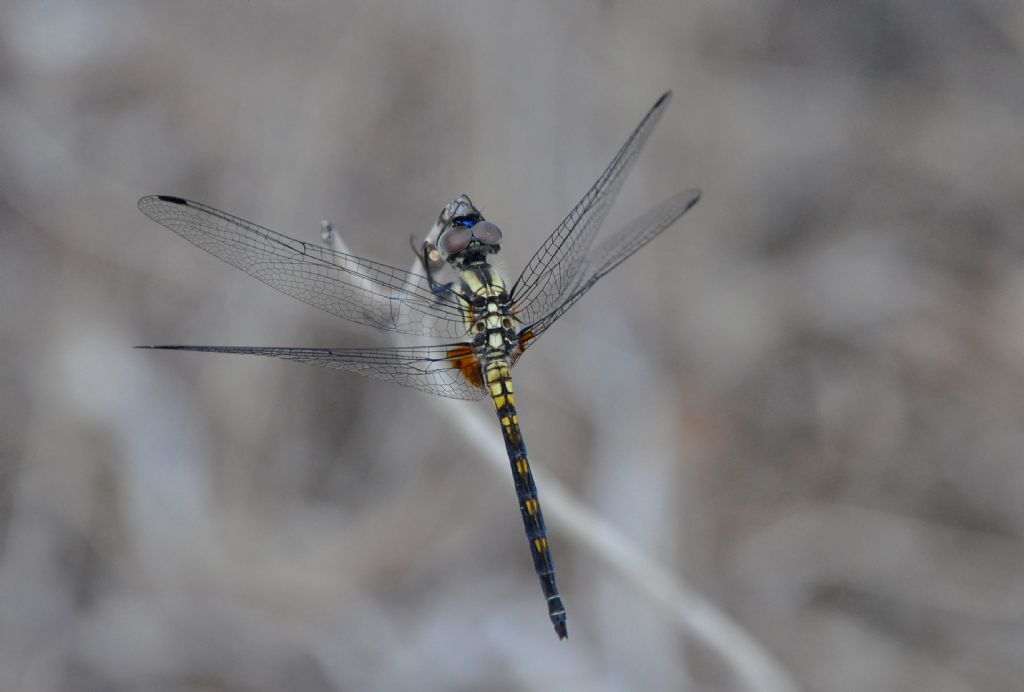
459, 266, 505, 297
461, 271, 483, 293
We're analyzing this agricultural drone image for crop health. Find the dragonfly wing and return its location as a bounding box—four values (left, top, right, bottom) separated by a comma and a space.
513, 188, 701, 360
510, 92, 672, 326
139, 195, 469, 339
138, 342, 488, 400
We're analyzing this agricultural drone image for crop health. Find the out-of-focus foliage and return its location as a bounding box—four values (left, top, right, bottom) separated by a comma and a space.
1, 1, 1023, 690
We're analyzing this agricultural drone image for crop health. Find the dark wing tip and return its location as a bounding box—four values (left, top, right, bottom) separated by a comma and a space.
685, 187, 702, 209
655, 90, 672, 108
156, 195, 188, 205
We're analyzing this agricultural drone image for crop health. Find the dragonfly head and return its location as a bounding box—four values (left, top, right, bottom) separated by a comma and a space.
436, 194, 502, 265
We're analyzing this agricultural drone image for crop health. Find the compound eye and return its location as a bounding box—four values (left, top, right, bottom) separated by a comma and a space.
471, 221, 502, 246
439, 226, 473, 255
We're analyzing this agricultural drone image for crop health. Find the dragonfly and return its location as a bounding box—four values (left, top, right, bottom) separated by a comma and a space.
138, 91, 700, 640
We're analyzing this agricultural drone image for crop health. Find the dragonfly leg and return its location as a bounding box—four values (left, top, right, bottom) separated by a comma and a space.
410, 235, 457, 298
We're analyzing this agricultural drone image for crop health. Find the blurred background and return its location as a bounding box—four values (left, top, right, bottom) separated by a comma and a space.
2, 1, 1024, 690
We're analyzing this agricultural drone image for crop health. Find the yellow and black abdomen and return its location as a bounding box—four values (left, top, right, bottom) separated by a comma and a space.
485, 357, 568, 639
458, 262, 566, 638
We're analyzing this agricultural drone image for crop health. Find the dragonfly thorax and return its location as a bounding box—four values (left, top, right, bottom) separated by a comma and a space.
457, 264, 518, 350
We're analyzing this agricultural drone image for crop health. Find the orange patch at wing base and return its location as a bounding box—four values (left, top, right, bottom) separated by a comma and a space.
512, 329, 536, 365
518, 329, 535, 351
447, 345, 484, 389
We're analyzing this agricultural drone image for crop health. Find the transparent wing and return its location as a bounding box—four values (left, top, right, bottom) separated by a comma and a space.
138, 195, 469, 339
510, 92, 673, 326
138, 342, 488, 400
514, 188, 701, 359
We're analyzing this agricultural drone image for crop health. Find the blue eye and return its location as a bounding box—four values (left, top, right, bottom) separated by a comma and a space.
453, 218, 476, 228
